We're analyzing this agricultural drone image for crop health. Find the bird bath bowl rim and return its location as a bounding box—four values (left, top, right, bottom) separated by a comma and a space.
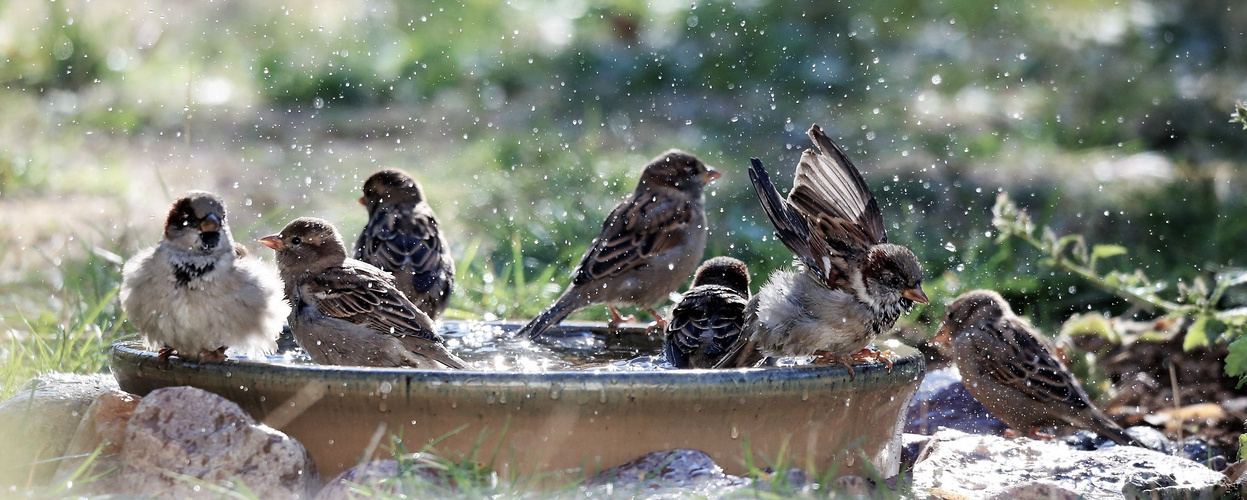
108, 320, 926, 481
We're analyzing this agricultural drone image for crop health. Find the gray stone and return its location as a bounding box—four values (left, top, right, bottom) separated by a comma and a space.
905, 367, 1009, 436
316, 459, 450, 500
584, 448, 747, 496
911, 429, 1229, 499
985, 482, 1082, 500
112, 386, 319, 499
0, 372, 118, 488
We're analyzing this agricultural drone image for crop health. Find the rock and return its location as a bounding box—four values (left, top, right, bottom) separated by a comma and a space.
584, 448, 746, 495
984, 482, 1082, 500
110, 386, 319, 498
911, 429, 1229, 499
317, 459, 450, 500
0, 373, 118, 488
52, 389, 140, 487
901, 433, 932, 470
905, 367, 1008, 436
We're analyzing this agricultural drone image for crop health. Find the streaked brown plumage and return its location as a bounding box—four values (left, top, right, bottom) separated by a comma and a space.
354, 169, 455, 320
724, 124, 927, 369
518, 150, 721, 340
664, 257, 751, 368
937, 289, 1141, 447
263, 217, 468, 369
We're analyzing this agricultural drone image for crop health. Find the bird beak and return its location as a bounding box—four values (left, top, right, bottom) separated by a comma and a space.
902, 286, 929, 304
199, 213, 221, 233
358, 196, 366, 206
933, 323, 952, 345
703, 167, 722, 183
259, 235, 285, 251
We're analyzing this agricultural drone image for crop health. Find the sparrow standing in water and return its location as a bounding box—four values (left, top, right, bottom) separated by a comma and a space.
663, 257, 751, 369
725, 125, 927, 372
121, 191, 289, 362
518, 150, 721, 340
354, 169, 456, 320
263, 217, 468, 369
936, 289, 1142, 446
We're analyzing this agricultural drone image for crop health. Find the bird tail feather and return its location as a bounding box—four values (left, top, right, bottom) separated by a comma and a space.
518, 289, 589, 340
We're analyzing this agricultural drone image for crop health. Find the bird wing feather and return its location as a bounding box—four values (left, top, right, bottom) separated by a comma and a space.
573, 193, 694, 285
305, 263, 442, 343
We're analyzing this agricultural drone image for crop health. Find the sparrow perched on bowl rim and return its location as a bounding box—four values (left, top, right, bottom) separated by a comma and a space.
354, 168, 456, 320
121, 191, 289, 362
663, 256, 752, 369
518, 150, 721, 340
262, 217, 468, 369
936, 289, 1142, 447
724, 124, 927, 372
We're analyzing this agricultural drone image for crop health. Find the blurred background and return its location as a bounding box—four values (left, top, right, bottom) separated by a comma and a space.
1, 0, 1245, 390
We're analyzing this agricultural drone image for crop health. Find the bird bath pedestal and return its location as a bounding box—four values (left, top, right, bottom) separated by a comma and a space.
109, 321, 924, 480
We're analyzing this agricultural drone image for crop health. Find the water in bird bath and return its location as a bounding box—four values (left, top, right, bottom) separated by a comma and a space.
256, 320, 671, 372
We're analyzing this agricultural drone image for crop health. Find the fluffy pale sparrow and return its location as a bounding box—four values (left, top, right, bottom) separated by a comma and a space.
262, 217, 468, 369
121, 191, 289, 362
725, 124, 927, 371
937, 289, 1142, 446
518, 150, 721, 340
354, 169, 455, 320
663, 257, 751, 369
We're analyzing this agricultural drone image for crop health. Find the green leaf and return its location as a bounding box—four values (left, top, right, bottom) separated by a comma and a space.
1089, 244, 1127, 268
1185, 316, 1211, 350
1224, 337, 1247, 386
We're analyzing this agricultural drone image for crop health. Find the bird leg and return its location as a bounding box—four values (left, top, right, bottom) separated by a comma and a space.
607, 306, 635, 329
642, 307, 667, 335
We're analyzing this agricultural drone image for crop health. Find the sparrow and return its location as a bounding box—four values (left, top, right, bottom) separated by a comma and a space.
120, 191, 289, 362
724, 124, 928, 371
936, 289, 1142, 447
354, 169, 455, 320
261, 217, 468, 369
518, 150, 721, 340
663, 256, 751, 369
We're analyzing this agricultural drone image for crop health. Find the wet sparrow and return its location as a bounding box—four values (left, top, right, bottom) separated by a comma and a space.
518, 150, 720, 340
663, 257, 751, 369
354, 169, 455, 320
121, 191, 289, 362
725, 124, 927, 371
937, 289, 1142, 446
263, 217, 468, 369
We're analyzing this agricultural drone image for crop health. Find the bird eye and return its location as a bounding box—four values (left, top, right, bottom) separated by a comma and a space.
291, 236, 303, 245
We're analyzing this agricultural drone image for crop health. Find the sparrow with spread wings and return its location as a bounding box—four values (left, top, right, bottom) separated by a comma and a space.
724, 125, 928, 371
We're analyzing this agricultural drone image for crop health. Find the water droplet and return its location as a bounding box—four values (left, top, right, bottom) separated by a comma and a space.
731, 426, 740, 439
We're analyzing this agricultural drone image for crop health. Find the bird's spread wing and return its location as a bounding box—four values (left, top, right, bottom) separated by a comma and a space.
749, 125, 885, 287
573, 193, 694, 285
976, 318, 1090, 409
354, 203, 447, 293
305, 263, 442, 343
665, 286, 750, 367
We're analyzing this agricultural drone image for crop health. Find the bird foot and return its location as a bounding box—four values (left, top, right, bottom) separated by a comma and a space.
812, 350, 857, 380
157, 346, 177, 362
607, 306, 635, 329
196, 347, 228, 363
642, 308, 667, 336
848, 346, 895, 373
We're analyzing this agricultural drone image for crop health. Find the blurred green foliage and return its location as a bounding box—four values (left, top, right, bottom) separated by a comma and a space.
0, 0, 1244, 363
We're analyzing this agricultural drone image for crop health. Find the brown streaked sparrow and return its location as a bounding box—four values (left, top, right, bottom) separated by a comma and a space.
354, 169, 455, 320
936, 289, 1142, 446
121, 191, 289, 362
518, 150, 721, 340
724, 124, 927, 371
262, 217, 468, 369
663, 256, 751, 369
